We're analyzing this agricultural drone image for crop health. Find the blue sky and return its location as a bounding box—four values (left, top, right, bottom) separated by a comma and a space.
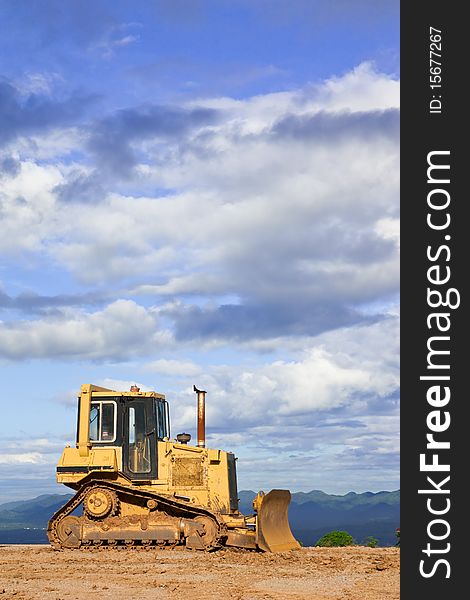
0, 0, 399, 504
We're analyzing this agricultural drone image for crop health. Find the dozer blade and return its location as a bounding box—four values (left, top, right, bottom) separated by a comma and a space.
255, 489, 301, 552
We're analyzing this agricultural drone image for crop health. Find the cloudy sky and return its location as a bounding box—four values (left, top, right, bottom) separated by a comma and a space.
0, 0, 399, 504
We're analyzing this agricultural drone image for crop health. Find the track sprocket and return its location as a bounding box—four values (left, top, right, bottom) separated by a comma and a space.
83, 486, 119, 519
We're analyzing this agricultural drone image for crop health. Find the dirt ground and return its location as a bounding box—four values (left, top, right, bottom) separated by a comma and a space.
0, 544, 399, 600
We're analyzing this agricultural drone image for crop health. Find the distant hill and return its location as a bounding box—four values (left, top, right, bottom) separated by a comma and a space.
0, 489, 399, 546
0, 494, 73, 543
0, 494, 73, 528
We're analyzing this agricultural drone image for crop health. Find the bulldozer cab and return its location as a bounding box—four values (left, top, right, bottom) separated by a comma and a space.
77, 386, 170, 481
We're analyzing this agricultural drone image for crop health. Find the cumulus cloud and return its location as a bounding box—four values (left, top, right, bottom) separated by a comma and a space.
0, 300, 170, 360
0, 155, 21, 177
0, 0, 400, 500
87, 104, 219, 177
0, 80, 96, 148
0, 452, 45, 464
165, 316, 399, 430
157, 315, 399, 492
53, 169, 105, 204
144, 358, 202, 377
1, 63, 398, 348
271, 107, 399, 142
0, 160, 62, 254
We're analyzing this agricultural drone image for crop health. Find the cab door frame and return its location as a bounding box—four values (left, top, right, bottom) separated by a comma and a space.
122, 398, 157, 481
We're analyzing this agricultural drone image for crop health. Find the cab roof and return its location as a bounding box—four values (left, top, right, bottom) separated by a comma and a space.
80, 384, 165, 400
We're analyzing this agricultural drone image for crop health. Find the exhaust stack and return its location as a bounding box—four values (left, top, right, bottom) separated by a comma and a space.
193, 385, 206, 448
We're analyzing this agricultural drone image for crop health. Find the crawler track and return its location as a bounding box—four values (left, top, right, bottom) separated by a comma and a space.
47, 480, 226, 551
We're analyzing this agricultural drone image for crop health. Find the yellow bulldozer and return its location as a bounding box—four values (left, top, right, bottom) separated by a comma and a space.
48, 383, 300, 553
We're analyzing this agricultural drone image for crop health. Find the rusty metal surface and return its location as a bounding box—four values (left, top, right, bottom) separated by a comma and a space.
194, 386, 206, 448
172, 457, 204, 487
225, 530, 257, 549
82, 526, 179, 541
255, 490, 301, 553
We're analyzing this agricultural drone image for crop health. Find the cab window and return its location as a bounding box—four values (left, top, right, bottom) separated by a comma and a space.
156, 400, 169, 439
128, 403, 151, 473
89, 401, 117, 442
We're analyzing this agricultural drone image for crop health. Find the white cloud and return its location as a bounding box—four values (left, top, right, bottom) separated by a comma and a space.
0, 0, 406, 508
189, 62, 399, 129
14, 72, 64, 96
92, 23, 141, 58
0, 452, 46, 464
314, 62, 400, 112
0, 300, 171, 360
16, 128, 85, 160
113, 34, 139, 47
144, 358, 201, 377
0, 161, 62, 254
3, 438, 63, 453
2, 64, 399, 330
375, 217, 400, 248
161, 315, 399, 430
1, 65, 400, 496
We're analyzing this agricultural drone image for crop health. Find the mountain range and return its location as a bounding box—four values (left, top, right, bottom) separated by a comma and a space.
0, 489, 399, 546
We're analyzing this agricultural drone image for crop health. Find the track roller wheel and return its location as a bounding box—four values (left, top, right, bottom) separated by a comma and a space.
83, 486, 119, 519
56, 516, 82, 549
194, 515, 219, 549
